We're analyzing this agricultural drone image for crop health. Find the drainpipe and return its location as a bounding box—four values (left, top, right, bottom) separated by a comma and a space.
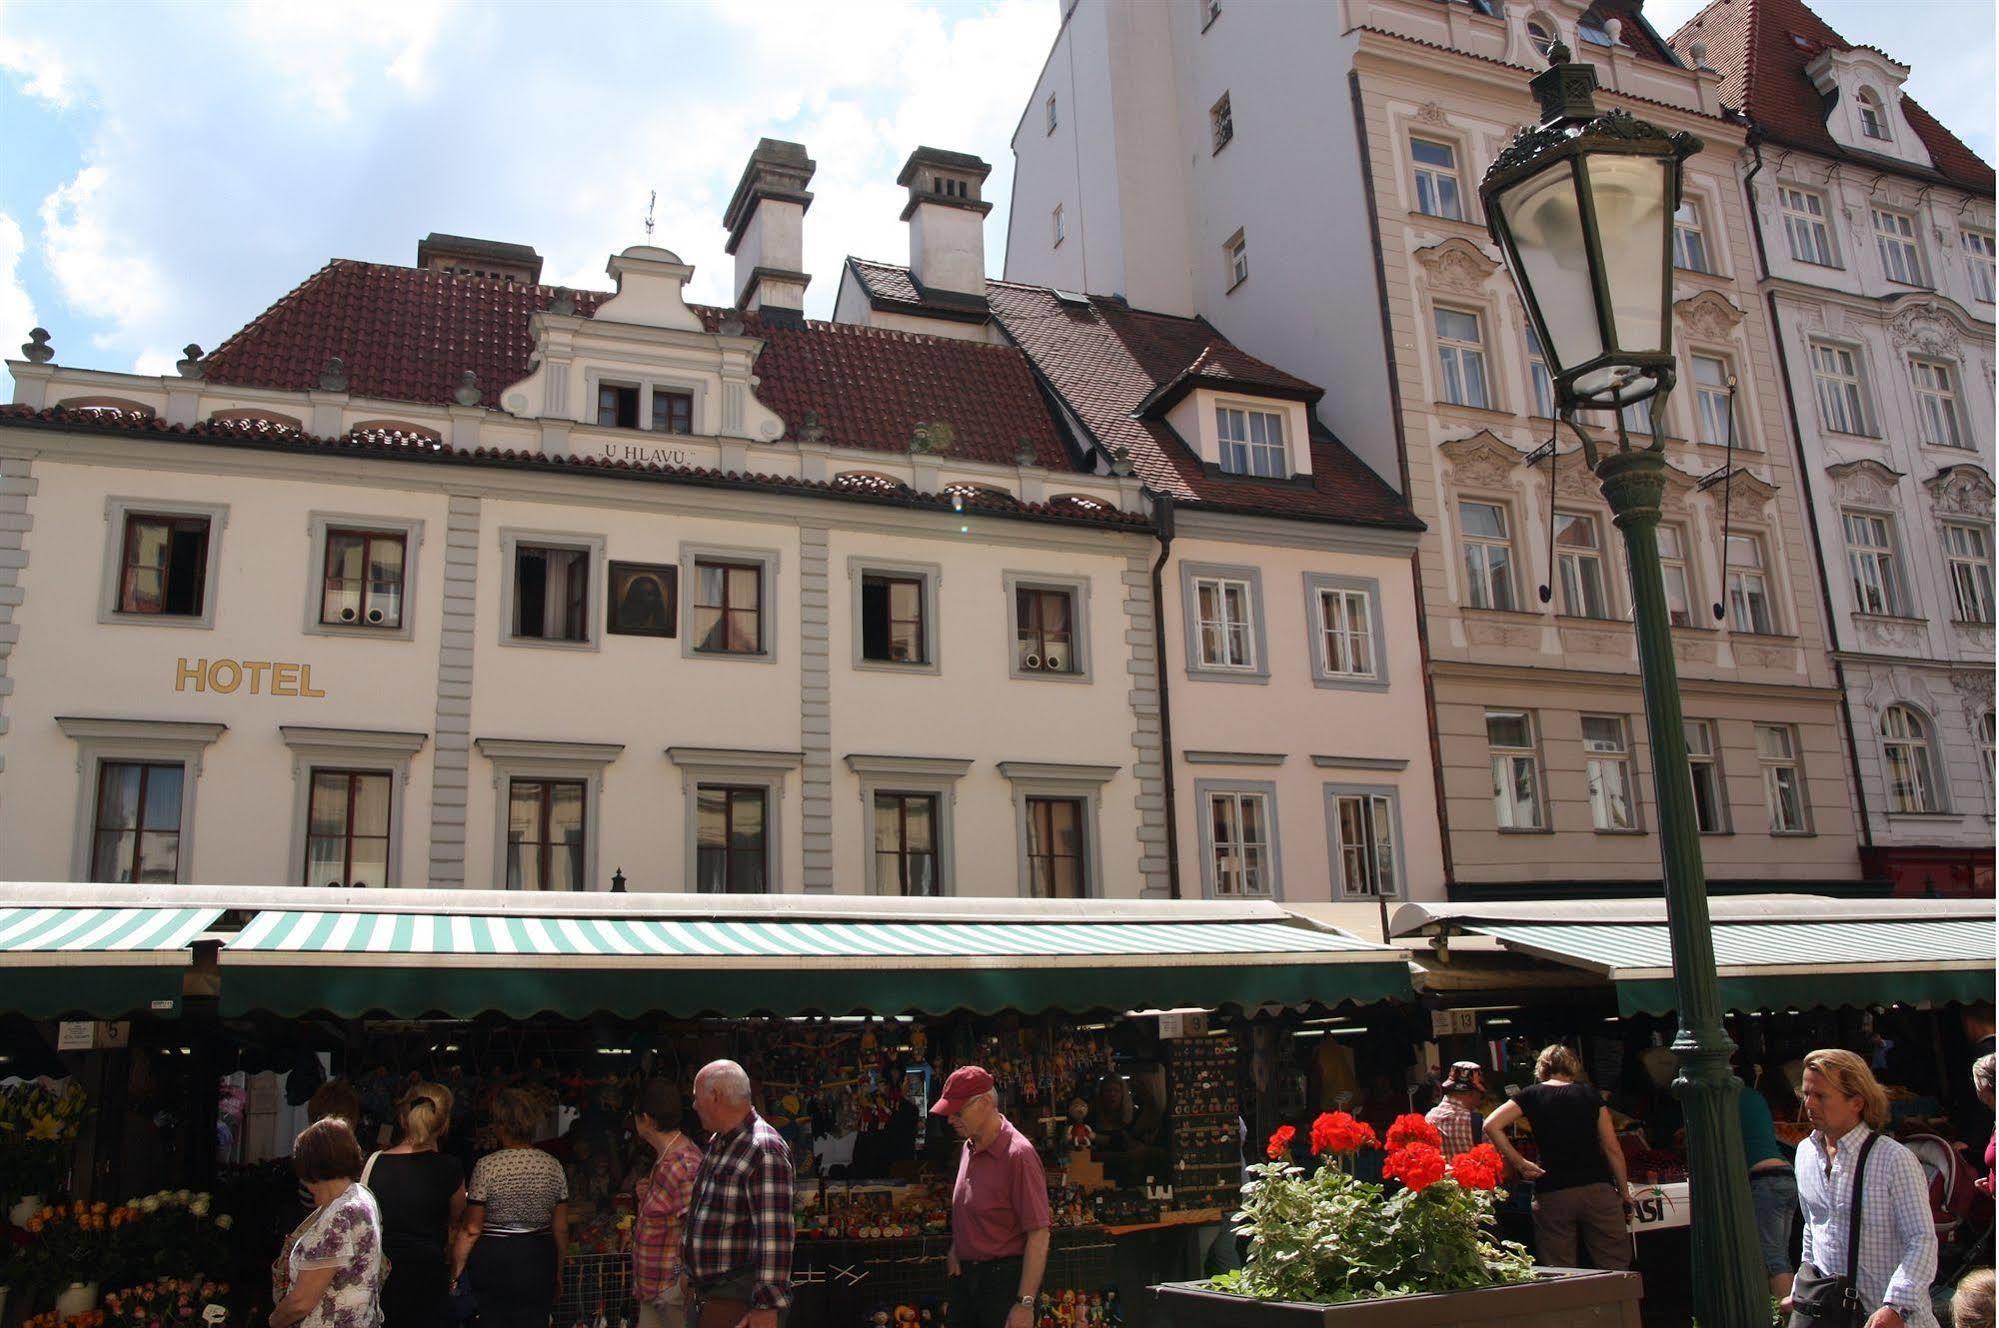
1745, 134, 1876, 853
1150, 494, 1183, 900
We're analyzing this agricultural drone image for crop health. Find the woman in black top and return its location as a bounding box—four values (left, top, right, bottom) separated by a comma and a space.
1483, 1044, 1633, 1271
366, 1081, 468, 1328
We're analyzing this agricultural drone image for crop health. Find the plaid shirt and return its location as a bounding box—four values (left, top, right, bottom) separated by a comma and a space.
1796, 1127, 1938, 1327
682, 1111, 796, 1311
633, 1133, 704, 1302
1426, 1098, 1481, 1158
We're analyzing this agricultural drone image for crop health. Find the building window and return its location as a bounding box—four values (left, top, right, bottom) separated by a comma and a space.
118, 512, 211, 618
1015, 585, 1078, 675
596, 383, 639, 428
861, 573, 928, 665
696, 785, 768, 893
651, 390, 692, 435
1210, 93, 1233, 152
1487, 710, 1543, 830
319, 529, 406, 630
1982, 714, 1996, 805
1881, 705, 1939, 813
506, 778, 586, 891
1553, 512, 1611, 619
1810, 342, 1870, 434
1046, 92, 1058, 134
1052, 204, 1065, 247
692, 559, 764, 654
1216, 405, 1286, 477
302, 770, 391, 888
1726, 533, 1774, 634
1435, 307, 1490, 408
1873, 208, 1925, 285
1460, 500, 1517, 611
1577, 13, 1614, 45
1025, 797, 1086, 899
1674, 199, 1711, 273
1193, 574, 1257, 670
874, 792, 940, 896
1779, 186, 1836, 267
1691, 354, 1733, 446
1207, 789, 1273, 897
1944, 523, 1995, 623
1328, 790, 1399, 898
1757, 724, 1809, 833
1911, 359, 1965, 448
1527, 20, 1558, 58
1317, 586, 1375, 678
1526, 324, 1555, 418
1961, 230, 1995, 303
1685, 719, 1727, 833
89, 761, 184, 883
1619, 396, 1655, 438
1857, 90, 1890, 140
1659, 524, 1695, 628
1226, 230, 1249, 287
512, 544, 591, 642
1842, 511, 1906, 617
1412, 137, 1464, 221
1583, 715, 1637, 831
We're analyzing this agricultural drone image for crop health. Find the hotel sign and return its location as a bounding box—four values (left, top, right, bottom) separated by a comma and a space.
175, 658, 326, 697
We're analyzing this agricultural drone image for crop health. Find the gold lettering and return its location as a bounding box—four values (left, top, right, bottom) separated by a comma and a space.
208, 659, 242, 694
175, 658, 205, 693
299, 664, 326, 698
270, 663, 299, 697
242, 660, 273, 695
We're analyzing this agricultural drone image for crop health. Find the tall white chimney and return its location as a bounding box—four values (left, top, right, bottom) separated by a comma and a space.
898, 147, 992, 300
722, 139, 815, 317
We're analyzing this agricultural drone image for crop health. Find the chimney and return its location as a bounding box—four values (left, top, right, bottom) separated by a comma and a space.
722, 138, 815, 317
416, 233, 543, 284
898, 147, 993, 300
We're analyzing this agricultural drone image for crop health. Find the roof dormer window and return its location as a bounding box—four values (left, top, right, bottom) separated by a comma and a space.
1858, 89, 1890, 141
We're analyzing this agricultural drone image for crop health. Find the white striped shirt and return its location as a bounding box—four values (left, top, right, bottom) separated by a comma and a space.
1795, 1126, 1937, 1327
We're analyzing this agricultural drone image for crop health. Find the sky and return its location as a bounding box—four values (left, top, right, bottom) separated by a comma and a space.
0, 0, 1991, 400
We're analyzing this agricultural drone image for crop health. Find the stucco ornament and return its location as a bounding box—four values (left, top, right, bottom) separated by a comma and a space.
1560, 625, 1627, 656
1545, 448, 1602, 500
1855, 618, 1923, 652
1739, 642, 1794, 669
1924, 464, 1994, 520
1951, 671, 1995, 723
1827, 458, 1905, 508
1659, 460, 1697, 512
1702, 466, 1778, 520
1466, 617, 1538, 648
1673, 634, 1716, 665
1888, 301, 1962, 359
1440, 431, 1524, 488
1415, 237, 1501, 294
1674, 291, 1745, 342
1415, 102, 1452, 128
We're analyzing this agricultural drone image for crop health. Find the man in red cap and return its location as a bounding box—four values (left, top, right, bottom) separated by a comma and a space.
933, 1066, 1050, 1328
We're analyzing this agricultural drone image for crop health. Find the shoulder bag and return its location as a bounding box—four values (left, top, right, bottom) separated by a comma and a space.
1788, 1130, 1882, 1328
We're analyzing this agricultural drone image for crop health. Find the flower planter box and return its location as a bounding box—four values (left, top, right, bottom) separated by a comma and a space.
1147, 1269, 1642, 1328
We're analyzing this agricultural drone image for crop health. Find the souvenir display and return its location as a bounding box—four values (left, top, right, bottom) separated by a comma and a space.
1165, 1033, 1242, 1214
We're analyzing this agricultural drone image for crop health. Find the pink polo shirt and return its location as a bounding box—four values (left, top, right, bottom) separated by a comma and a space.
950, 1116, 1052, 1261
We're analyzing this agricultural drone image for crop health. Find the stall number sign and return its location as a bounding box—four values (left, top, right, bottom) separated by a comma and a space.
175, 658, 325, 697
1159, 1011, 1209, 1040
57, 1020, 129, 1051
1430, 1009, 1478, 1038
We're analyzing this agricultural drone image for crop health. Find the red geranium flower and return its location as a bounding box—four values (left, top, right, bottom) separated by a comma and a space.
1381, 1141, 1447, 1192
1448, 1143, 1506, 1191
1309, 1111, 1378, 1155
1266, 1124, 1297, 1160
1385, 1113, 1443, 1151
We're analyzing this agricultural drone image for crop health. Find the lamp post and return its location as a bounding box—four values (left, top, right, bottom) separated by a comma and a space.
1480, 43, 1767, 1328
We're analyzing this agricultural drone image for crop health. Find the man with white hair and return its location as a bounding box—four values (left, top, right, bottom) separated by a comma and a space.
682, 1060, 795, 1328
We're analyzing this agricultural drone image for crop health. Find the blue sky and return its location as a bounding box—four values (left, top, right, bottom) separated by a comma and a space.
0, 0, 1990, 399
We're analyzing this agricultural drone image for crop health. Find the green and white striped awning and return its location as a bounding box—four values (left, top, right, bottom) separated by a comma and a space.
1470, 919, 1995, 1016
221, 910, 1410, 1018
0, 906, 223, 1017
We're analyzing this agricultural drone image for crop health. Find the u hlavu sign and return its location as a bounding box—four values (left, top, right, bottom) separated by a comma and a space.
175, 658, 325, 697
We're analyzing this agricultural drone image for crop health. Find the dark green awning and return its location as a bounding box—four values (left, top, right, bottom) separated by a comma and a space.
0, 906, 221, 1017
220, 910, 1412, 1018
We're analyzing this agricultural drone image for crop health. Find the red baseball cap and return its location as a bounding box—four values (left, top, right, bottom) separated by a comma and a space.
930, 1065, 995, 1116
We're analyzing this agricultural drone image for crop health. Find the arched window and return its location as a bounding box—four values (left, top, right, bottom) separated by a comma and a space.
941, 482, 1014, 507
833, 471, 910, 495
55, 395, 155, 419
1880, 704, 1939, 813
350, 419, 442, 445
209, 408, 304, 432
1857, 89, 1890, 142
1527, 18, 1559, 59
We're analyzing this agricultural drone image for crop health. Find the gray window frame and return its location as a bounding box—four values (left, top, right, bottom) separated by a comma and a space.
1322, 781, 1405, 901
849, 556, 943, 676
301, 512, 425, 641
845, 754, 971, 896
1302, 572, 1388, 690
1194, 777, 1283, 900
667, 747, 803, 894
680, 543, 781, 664
998, 761, 1118, 899
280, 726, 427, 887
1003, 570, 1093, 683
56, 716, 226, 884
1179, 561, 1269, 683
498, 528, 607, 651
98, 496, 230, 631
474, 737, 624, 890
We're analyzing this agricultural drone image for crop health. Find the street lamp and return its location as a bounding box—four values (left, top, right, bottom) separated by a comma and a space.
1481, 43, 1767, 1328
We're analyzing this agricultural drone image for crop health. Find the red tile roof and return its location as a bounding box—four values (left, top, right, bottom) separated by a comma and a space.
982, 281, 1419, 530
0, 403, 1149, 531
201, 259, 1073, 469
1667, 0, 1994, 192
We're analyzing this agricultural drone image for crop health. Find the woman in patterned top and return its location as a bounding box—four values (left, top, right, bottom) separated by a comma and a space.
270, 1117, 385, 1328
454, 1086, 570, 1328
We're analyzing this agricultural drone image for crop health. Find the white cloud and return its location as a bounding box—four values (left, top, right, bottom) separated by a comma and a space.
39, 166, 167, 342
0, 212, 37, 398
0, 4, 76, 110
235, 0, 457, 118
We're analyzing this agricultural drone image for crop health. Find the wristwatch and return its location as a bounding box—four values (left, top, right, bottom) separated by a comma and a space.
1017, 1296, 1036, 1308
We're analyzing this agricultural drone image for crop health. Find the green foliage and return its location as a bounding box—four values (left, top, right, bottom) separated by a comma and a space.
1209, 1158, 1535, 1305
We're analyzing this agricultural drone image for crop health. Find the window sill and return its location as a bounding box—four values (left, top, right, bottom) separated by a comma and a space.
1461, 606, 1546, 622
689, 647, 777, 666
501, 635, 599, 652
1851, 612, 1927, 628
1673, 264, 1728, 283
1727, 630, 1800, 644
1671, 623, 1719, 635
1185, 665, 1271, 686
303, 620, 416, 643
102, 612, 214, 631
1884, 811, 1964, 823
1919, 441, 1978, 454
1593, 828, 1647, 837
1432, 399, 1513, 424
1408, 210, 1486, 237
1822, 426, 1883, 441
1950, 618, 1996, 629
1556, 614, 1626, 628
1226, 275, 1247, 295
1790, 257, 1847, 273
1697, 829, 1735, 837
1770, 829, 1817, 838
854, 658, 941, 677
1009, 668, 1092, 685
1311, 674, 1391, 693
1213, 137, 1232, 157
1496, 826, 1554, 835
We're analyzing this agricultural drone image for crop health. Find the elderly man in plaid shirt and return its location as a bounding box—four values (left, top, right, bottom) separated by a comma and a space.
683, 1060, 796, 1328
1790, 1048, 1938, 1328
